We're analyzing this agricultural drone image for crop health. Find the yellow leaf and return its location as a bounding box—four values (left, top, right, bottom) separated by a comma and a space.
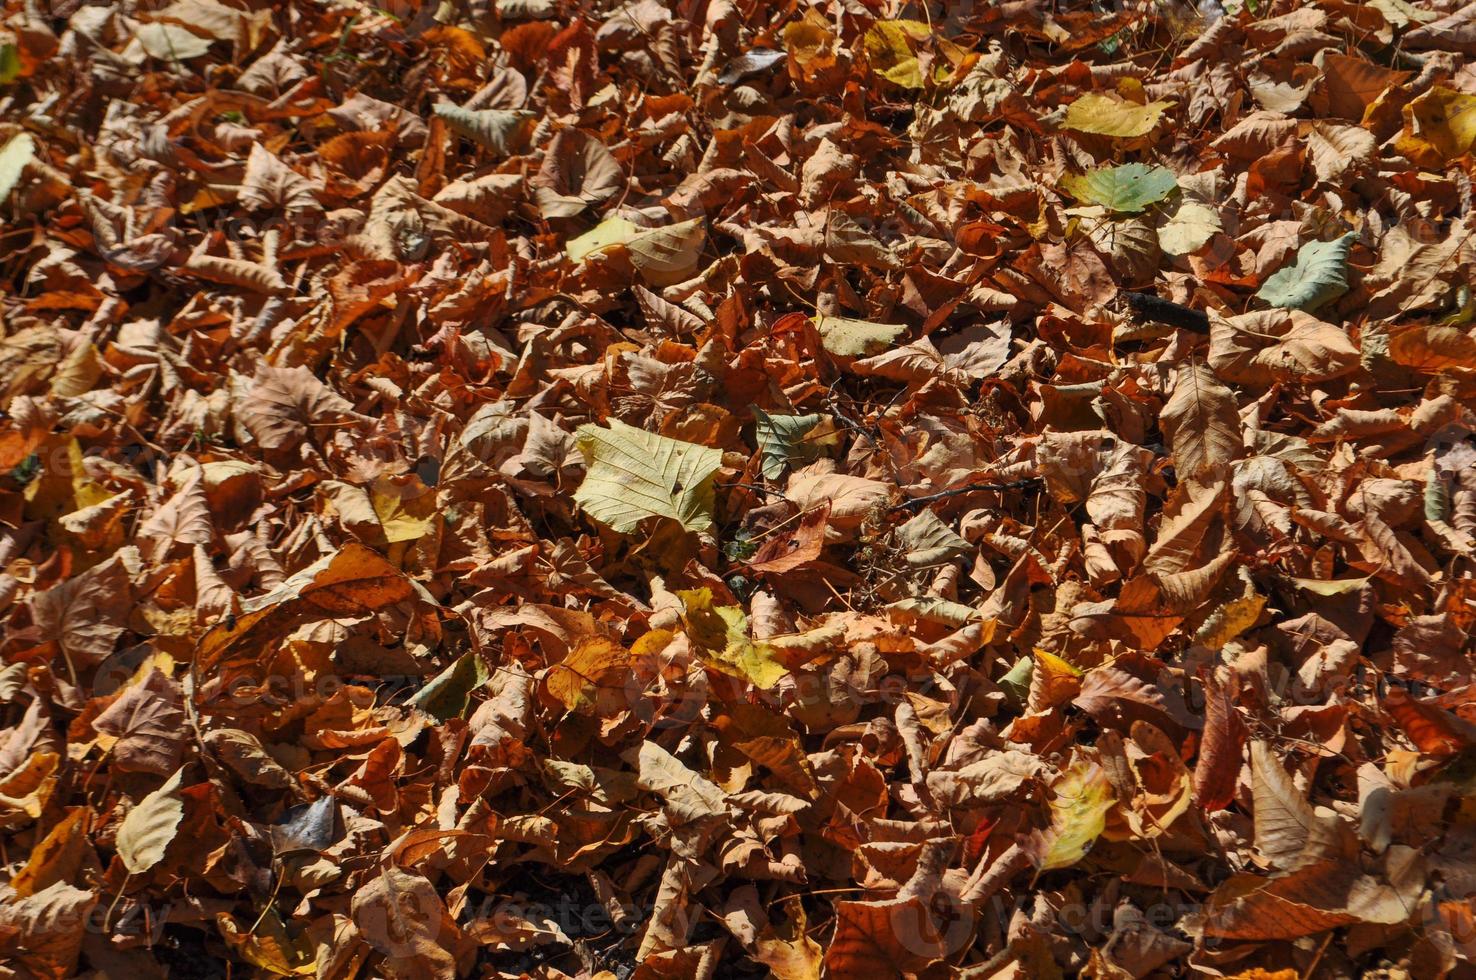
1196, 593, 1266, 650
1397, 86, 1476, 166
369, 474, 434, 543
1029, 648, 1083, 711
862, 20, 930, 89
218, 910, 318, 976
1063, 93, 1173, 138
567, 216, 640, 263
680, 588, 788, 689
1029, 753, 1115, 871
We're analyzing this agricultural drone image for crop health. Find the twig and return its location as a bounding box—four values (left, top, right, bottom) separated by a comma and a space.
890, 477, 1042, 511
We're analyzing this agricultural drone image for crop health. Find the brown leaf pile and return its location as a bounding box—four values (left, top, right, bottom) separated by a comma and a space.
3, 0, 1476, 978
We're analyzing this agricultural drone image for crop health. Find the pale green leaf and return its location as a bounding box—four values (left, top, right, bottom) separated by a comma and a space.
1061, 163, 1177, 214
434, 102, 535, 155
1255, 233, 1355, 313
574, 419, 722, 533
116, 766, 186, 874
412, 651, 488, 722
0, 132, 35, 207
999, 655, 1034, 703
1158, 201, 1222, 255
814, 314, 906, 357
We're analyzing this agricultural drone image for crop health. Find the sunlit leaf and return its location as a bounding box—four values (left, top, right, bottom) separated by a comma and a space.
574, 419, 723, 532
1255, 233, 1355, 313
1063, 93, 1174, 137
1060, 163, 1177, 213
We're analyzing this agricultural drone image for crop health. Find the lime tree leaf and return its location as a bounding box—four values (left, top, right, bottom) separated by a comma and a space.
574, 419, 723, 533
754, 410, 825, 479
1027, 753, 1115, 871
1255, 233, 1355, 313
862, 20, 930, 89
814, 314, 906, 356
0, 132, 35, 206
1061, 163, 1177, 214
1063, 93, 1174, 138
116, 766, 187, 874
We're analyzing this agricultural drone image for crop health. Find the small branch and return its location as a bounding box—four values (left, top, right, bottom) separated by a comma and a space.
890, 477, 1042, 511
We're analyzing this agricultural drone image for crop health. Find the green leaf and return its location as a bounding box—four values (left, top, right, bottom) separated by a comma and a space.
1060, 163, 1177, 214
412, 651, 488, 722
813, 314, 906, 357
754, 410, 824, 479
1063, 93, 1174, 138
574, 419, 723, 533
1254, 233, 1355, 313
0, 44, 20, 85
0, 132, 35, 207
998, 655, 1033, 703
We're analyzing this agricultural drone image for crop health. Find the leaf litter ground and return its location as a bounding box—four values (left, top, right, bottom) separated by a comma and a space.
3, 1, 1476, 978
